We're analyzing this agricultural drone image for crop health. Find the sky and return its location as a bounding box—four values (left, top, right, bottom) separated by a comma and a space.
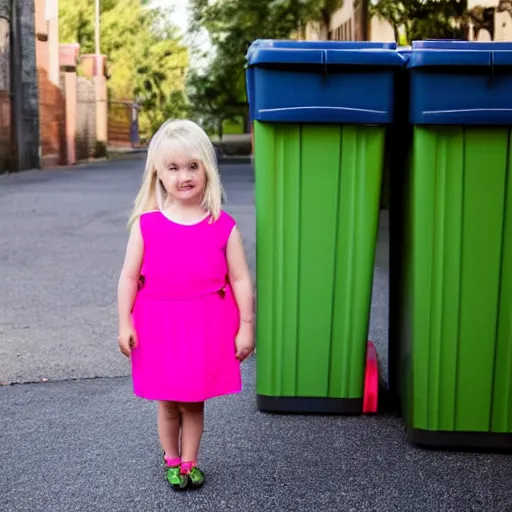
151, 0, 190, 35
150, 0, 211, 57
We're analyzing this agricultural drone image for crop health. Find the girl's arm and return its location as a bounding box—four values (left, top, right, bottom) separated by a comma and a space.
117, 217, 144, 329
227, 227, 254, 324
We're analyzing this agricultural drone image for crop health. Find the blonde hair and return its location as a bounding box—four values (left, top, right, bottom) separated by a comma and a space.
128, 119, 225, 229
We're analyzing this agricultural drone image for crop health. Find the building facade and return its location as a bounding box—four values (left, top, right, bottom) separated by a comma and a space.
0, 0, 139, 173
306, 1, 512, 44
305, 0, 395, 43
468, 0, 512, 41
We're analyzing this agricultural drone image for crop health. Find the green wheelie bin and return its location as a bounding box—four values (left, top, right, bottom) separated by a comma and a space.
246, 40, 405, 415
391, 40, 512, 449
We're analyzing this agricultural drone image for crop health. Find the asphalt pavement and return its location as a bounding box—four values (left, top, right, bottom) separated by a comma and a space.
1, 158, 511, 512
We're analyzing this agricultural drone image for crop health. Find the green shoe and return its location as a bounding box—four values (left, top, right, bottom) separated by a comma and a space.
167, 465, 189, 490
186, 466, 205, 489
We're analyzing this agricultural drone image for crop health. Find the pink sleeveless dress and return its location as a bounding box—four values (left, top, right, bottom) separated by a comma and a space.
130, 210, 242, 402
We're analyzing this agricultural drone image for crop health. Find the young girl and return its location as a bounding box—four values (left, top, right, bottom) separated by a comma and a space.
117, 119, 254, 491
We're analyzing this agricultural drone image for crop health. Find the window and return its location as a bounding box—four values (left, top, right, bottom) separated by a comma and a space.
332, 20, 354, 41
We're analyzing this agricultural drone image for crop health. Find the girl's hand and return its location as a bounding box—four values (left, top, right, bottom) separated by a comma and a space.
235, 325, 254, 362
226, 226, 255, 363
117, 217, 143, 355
118, 321, 138, 357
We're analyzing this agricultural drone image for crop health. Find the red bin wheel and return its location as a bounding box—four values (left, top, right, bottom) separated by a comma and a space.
363, 341, 379, 414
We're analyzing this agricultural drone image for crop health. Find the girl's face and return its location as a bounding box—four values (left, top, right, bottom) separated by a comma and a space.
159, 145, 207, 205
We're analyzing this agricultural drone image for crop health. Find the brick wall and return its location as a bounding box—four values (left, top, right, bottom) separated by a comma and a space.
38, 67, 65, 163
35, 0, 64, 165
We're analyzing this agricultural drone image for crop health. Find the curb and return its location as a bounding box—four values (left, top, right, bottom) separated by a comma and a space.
0, 150, 148, 177
218, 156, 252, 165
108, 149, 148, 159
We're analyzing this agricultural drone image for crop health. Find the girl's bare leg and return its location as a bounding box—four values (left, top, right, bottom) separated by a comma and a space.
179, 401, 205, 463
158, 401, 181, 460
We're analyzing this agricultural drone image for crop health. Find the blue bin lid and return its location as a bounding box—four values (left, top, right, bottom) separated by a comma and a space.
397, 46, 412, 64
246, 39, 405, 68
409, 40, 512, 68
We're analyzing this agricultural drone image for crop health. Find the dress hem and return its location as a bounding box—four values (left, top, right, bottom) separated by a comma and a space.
133, 387, 243, 402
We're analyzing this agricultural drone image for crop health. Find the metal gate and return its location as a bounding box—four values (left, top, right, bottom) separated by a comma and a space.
108, 101, 134, 148
0, 16, 11, 172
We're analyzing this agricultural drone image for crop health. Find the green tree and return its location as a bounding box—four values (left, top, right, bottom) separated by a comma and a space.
367, 0, 469, 43
190, 0, 342, 70
467, 5, 495, 40
188, 0, 339, 133
59, 0, 189, 137
364, 0, 407, 42
303, 0, 345, 34
187, 57, 247, 139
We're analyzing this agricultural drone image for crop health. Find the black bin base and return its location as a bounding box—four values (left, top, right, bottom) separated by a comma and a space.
408, 428, 512, 452
257, 394, 363, 415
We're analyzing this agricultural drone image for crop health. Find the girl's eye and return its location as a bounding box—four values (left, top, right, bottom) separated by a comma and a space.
169, 167, 177, 172
191, 163, 198, 170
